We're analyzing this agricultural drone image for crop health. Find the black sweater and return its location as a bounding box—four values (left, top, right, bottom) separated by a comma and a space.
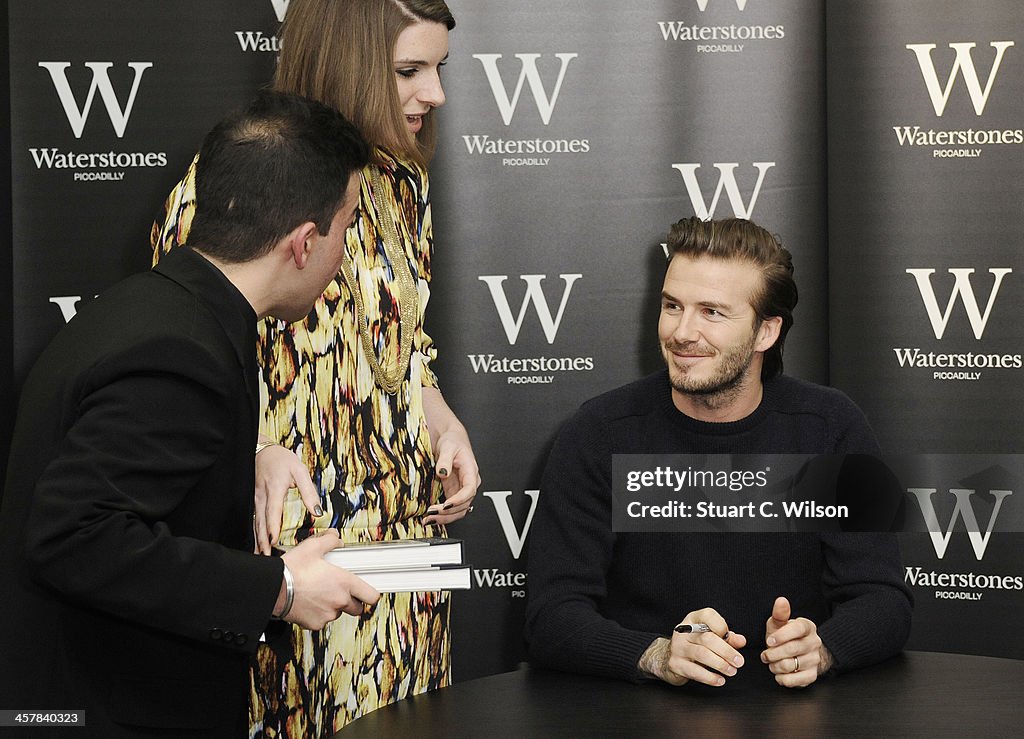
525, 371, 912, 687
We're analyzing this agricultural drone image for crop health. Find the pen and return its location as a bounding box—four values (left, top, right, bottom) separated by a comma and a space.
674, 622, 711, 634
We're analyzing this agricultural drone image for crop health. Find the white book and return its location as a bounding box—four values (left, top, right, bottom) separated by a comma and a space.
355, 564, 472, 593
320, 537, 464, 571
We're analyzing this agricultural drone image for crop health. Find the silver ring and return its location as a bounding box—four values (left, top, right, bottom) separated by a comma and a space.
793, 656, 800, 673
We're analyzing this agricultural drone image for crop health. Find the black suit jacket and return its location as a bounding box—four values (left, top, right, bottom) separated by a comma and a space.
0, 248, 283, 737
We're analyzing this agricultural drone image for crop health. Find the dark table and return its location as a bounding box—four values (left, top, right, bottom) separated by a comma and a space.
337, 651, 1022, 737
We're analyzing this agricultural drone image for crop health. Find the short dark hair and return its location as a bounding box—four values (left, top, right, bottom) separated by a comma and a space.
187, 90, 369, 262
665, 216, 798, 380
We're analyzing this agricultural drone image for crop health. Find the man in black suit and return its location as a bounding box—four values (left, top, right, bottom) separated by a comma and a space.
0, 91, 380, 737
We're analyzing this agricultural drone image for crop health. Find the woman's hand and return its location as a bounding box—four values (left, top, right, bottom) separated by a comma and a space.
422, 389, 480, 525
253, 441, 323, 554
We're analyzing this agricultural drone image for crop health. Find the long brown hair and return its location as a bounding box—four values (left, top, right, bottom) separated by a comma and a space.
272, 0, 455, 167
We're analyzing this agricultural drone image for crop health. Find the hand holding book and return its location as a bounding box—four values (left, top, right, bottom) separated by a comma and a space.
279, 537, 471, 594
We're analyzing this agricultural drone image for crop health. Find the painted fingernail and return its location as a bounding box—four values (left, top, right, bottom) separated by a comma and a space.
314, 506, 324, 517
443, 502, 454, 510
438, 468, 449, 477
723, 631, 731, 641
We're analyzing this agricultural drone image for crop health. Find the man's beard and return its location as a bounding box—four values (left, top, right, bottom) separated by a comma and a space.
662, 331, 758, 403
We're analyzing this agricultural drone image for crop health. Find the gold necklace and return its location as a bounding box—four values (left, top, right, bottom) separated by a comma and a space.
338, 166, 418, 394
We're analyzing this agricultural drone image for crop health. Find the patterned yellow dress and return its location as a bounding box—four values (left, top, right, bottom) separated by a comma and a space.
152, 149, 451, 736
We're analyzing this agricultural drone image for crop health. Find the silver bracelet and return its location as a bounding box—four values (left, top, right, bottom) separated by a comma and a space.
275, 562, 295, 620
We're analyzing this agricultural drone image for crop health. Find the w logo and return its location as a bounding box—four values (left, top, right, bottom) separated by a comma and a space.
479, 274, 582, 345
694, 0, 749, 10
472, 53, 578, 125
482, 491, 540, 560
672, 162, 774, 220
270, 0, 289, 22
908, 488, 1011, 560
905, 268, 1011, 340
906, 42, 1013, 116
39, 61, 152, 138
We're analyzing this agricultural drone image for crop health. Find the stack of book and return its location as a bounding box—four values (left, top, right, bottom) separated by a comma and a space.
319, 537, 471, 593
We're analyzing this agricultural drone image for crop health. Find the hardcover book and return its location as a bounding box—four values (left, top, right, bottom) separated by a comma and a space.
355, 564, 471, 593
277, 537, 470, 592
321, 537, 464, 571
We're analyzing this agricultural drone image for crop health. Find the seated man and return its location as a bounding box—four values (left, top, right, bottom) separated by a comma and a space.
525, 216, 912, 689
0, 91, 380, 736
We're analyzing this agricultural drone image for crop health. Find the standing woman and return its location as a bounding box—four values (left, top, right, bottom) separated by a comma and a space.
152, 1, 478, 734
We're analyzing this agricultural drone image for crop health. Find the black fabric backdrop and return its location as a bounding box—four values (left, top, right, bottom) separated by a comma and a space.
2, 0, 1021, 681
